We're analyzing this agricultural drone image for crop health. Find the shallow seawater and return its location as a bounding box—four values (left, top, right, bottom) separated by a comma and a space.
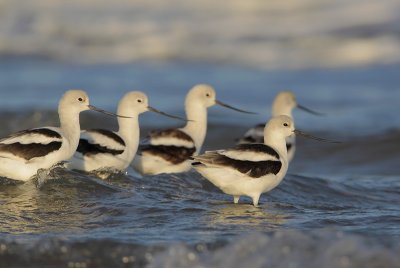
0, 59, 400, 267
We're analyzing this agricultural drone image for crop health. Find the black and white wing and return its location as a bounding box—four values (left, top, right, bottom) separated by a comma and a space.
138, 128, 196, 164
0, 128, 62, 161
193, 143, 282, 178
76, 129, 125, 156
237, 123, 264, 144
238, 124, 296, 159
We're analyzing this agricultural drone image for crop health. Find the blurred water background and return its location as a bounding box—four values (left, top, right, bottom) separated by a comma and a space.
0, 0, 400, 267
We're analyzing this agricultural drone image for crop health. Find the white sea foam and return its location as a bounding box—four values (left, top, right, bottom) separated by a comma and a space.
148, 230, 400, 268
0, 0, 399, 69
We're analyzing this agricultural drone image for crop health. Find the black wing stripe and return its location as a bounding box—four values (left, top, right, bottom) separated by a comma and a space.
77, 139, 124, 156
90, 129, 126, 147
0, 142, 62, 160
233, 144, 280, 160
241, 135, 263, 144
286, 143, 292, 151
28, 128, 62, 139
213, 154, 282, 178
150, 129, 193, 143
140, 144, 196, 164
0, 128, 62, 143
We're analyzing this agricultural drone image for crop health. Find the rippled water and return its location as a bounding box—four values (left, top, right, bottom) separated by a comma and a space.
1, 120, 400, 267
0, 59, 400, 267
1, 128, 399, 239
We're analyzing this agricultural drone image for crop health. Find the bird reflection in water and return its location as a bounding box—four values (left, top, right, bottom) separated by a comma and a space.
205, 202, 289, 229
0, 167, 108, 234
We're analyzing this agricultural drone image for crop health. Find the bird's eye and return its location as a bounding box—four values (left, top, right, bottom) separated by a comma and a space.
283, 123, 289, 127
206, 93, 210, 97
137, 99, 142, 103
78, 97, 83, 102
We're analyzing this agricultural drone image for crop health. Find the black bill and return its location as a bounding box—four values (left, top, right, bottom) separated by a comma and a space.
215, 100, 257, 114
297, 104, 324, 116
88, 105, 132, 118
148, 106, 187, 121
294, 129, 341, 143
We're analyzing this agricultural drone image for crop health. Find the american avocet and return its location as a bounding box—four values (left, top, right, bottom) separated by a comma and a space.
193, 115, 338, 206
0, 90, 125, 182
238, 91, 322, 162
132, 84, 256, 175
66, 91, 184, 176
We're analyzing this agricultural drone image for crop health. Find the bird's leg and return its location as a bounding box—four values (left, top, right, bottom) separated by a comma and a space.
252, 195, 260, 207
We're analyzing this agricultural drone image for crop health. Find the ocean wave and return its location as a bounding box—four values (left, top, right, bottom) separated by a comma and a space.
1, 229, 399, 267
0, 0, 399, 69
2, 165, 398, 237
149, 230, 400, 268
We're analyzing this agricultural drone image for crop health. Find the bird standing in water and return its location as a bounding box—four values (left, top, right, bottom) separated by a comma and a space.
132, 84, 256, 175
194, 115, 338, 206
67, 91, 184, 177
238, 91, 322, 162
0, 90, 124, 181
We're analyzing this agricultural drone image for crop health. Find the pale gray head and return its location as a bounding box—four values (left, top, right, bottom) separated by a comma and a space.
59, 89, 91, 113
185, 84, 256, 114
119, 91, 186, 121
60, 89, 130, 118
272, 91, 323, 116
265, 115, 339, 142
272, 91, 296, 117
186, 84, 217, 108
265, 115, 295, 138
118, 91, 149, 116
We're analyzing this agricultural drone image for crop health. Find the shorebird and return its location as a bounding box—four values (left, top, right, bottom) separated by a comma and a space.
0, 90, 124, 182
193, 115, 338, 206
237, 91, 322, 162
132, 84, 256, 175
66, 91, 184, 176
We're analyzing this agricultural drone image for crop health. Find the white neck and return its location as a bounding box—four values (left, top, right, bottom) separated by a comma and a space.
58, 105, 81, 157
181, 102, 208, 154
272, 104, 293, 118
264, 129, 288, 162
117, 115, 140, 161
